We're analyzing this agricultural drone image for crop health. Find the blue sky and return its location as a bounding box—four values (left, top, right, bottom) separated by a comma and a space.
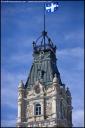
1, 1, 84, 127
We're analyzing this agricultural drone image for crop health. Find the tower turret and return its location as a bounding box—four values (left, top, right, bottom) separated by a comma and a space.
53, 73, 58, 84
17, 80, 26, 127
66, 87, 72, 127
17, 31, 72, 127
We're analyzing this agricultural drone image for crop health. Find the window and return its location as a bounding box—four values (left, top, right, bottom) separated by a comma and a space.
35, 103, 41, 115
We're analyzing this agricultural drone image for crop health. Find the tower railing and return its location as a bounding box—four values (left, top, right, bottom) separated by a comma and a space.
32, 31, 56, 53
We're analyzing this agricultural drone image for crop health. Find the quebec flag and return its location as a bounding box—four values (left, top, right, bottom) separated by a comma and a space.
45, 2, 59, 13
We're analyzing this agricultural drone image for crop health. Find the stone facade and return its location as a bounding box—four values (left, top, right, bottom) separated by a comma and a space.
16, 31, 72, 127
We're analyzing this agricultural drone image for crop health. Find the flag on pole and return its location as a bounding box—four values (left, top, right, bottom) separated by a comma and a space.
45, 2, 59, 13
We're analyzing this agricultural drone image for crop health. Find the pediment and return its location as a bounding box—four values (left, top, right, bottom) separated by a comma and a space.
33, 80, 44, 94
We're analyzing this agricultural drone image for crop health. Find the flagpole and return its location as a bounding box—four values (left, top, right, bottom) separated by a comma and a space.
44, 3, 45, 32
44, 3, 45, 49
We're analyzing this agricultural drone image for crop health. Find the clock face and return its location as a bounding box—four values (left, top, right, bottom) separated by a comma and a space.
34, 85, 40, 94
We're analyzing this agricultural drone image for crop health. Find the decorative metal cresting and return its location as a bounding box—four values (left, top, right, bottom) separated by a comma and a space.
32, 3, 57, 54
32, 31, 56, 54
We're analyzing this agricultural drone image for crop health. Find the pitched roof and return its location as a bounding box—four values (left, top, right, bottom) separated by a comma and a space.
25, 31, 62, 88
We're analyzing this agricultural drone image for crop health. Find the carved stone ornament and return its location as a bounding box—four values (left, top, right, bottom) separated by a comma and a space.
46, 102, 52, 115
27, 105, 33, 117
34, 85, 40, 94
39, 51, 44, 60
18, 91, 22, 98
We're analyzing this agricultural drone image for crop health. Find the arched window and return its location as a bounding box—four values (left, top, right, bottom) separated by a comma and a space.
35, 103, 41, 115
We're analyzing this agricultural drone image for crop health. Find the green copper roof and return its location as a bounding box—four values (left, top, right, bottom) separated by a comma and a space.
25, 31, 62, 88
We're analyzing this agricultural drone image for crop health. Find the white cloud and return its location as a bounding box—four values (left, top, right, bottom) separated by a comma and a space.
10, 52, 33, 64
1, 71, 28, 127
2, 51, 33, 67
72, 109, 84, 127
57, 47, 84, 58
1, 68, 29, 127
1, 69, 27, 112
1, 85, 17, 110
57, 47, 84, 74
64, 30, 84, 42
1, 119, 16, 127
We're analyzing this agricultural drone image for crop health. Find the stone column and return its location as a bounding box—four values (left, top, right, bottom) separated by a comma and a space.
52, 96, 57, 118
56, 98, 60, 119
17, 101, 22, 122
41, 99, 45, 120
52, 73, 60, 119
17, 80, 25, 125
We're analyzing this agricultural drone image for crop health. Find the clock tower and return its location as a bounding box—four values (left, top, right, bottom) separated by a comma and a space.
16, 31, 72, 127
